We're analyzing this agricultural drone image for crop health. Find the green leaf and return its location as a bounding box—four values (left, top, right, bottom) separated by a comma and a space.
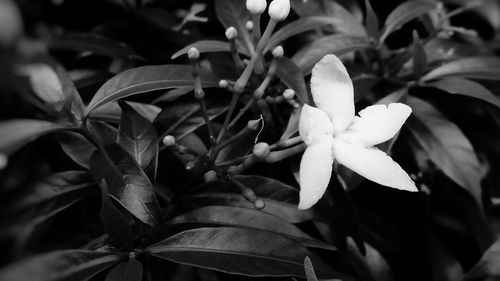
0, 119, 67, 155
292, 35, 371, 74
0, 250, 122, 281
379, 1, 437, 43
59, 132, 96, 169
412, 30, 427, 79
422, 57, 500, 81
265, 17, 348, 53
214, 0, 253, 55
275, 57, 310, 104
169, 206, 336, 251
118, 102, 158, 181
364, 0, 379, 39
171, 40, 250, 60
89, 144, 163, 227
428, 77, 500, 108
152, 87, 193, 104
89, 101, 161, 123
105, 259, 143, 281
86, 65, 221, 113
99, 181, 134, 250
304, 256, 319, 281
145, 227, 348, 279
45, 32, 138, 59
0, 171, 94, 235
406, 96, 483, 206
90, 120, 118, 145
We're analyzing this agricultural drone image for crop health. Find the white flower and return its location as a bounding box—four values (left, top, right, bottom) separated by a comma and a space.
298, 54, 418, 210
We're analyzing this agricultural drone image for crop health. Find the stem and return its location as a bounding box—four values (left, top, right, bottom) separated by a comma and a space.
217, 20, 278, 143
190, 57, 217, 157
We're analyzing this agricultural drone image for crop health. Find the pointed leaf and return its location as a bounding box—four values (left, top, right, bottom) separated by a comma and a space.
275, 57, 310, 104
412, 30, 427, 79
146, 227, 349, 279
86, 65, 221, 113
422, 57, 500, 81
0, 171, 94, 235
364, 0, 379, 39
214, 0, 253, 55
118, 102, 158, 180
59, 132, 96, 169
169, 206, 336, 250
0, 119, 67, 155
105, 259, 143, 281
89, 144, 163, 227
152, 87, 193, 104
429, 77, 500, 108
406, 96, 483, 205
171, 40, 250, 60
99, 181, 134, 250
0, 250, 122, 281
292, 35, 371, 74
379, 1, 437, 43
89, 101, 161, 123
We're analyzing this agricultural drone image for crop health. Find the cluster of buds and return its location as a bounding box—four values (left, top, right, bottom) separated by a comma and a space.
246, 0, 290, 21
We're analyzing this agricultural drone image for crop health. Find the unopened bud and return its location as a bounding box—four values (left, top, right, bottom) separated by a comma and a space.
247, 119, 260, 130
268, 0, 290, 21
253, 142, 270, 160
204, 170, 217, 183
187, 47, 200, 60
246, 0, 267, 14
0, 154, 7, 170
283, 89, 295, 100
254, 199, 265, 209
0, 0, 23, 47
162, 135, 176, 146
225, 27, 238, 40
219, 79, 229, 88
245, 20, 254, 31
272, 46, 284, 58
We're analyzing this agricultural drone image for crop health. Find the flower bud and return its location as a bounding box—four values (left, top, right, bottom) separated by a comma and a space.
0, 0, 23, 47
253, 142, 270, 160
268, 0, 290, 21
254, 199, 265, 209
283, 88, 295, 100
0, 154, 8, 170
245, 20, 254, 31
272, 45, 284, 58
219, 79, 229, 88
246, 0, 267, 14
225, 27, 238, 40
187, 47, 200, 60
204, 170, 217, 183
162, 135, 176, 146
247, 119, 260, 130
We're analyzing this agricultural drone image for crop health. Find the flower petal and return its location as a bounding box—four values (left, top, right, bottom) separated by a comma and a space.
310, 54, 354, 134
332, 139, 417, 192
299, 104, 333, 145
342, 103, 412, 146
299, 137, 334, 209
